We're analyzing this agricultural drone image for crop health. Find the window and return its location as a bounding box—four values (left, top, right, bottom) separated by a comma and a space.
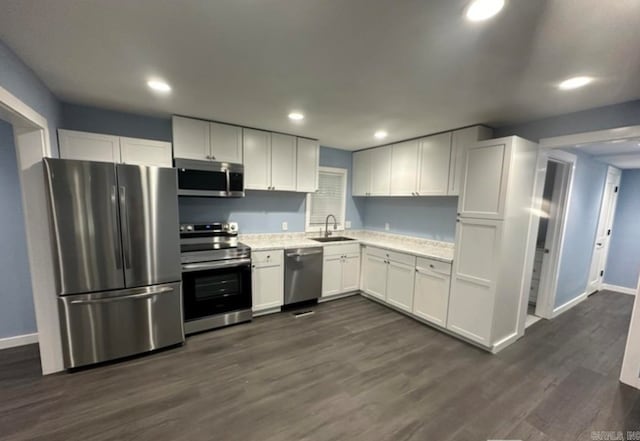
306, 167, 347, 232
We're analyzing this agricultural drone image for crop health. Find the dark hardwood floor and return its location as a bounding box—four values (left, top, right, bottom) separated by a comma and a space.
1, 290, 638, 441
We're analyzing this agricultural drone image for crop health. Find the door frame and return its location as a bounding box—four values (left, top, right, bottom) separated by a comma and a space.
0, 85, 63, 374
531, 149, 577, 320
586, 166, 622, 294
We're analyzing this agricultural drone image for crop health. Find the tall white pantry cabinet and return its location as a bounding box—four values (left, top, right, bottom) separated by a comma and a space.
447, 136, 539, 351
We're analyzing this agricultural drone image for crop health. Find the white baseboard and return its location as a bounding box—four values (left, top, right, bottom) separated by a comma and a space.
552, 292, 587, 318
0, 333, 38, 350
318, 291, 359, 303
601, 283, 637, 296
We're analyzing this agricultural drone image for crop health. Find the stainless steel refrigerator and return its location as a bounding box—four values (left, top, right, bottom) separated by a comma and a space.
44, 158, 184, 369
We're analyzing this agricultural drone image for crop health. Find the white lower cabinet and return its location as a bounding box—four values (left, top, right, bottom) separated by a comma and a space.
251, 250, 284, 314
322, 244, 361, 298
362, 246, 416, 310
386, 260, 415, 312
412, 258, 452, 327
363, 253, 387, 300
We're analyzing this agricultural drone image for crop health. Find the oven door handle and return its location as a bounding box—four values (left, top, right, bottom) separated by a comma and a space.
181, 258, 251, 272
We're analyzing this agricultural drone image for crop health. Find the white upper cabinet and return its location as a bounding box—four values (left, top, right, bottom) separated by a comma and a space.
210, 122, 242, 163
296, 138, 319, 193
390, 140, 420, 196
172, 116, 210, 161
459, 142, 510, 220
270, 133, 297, 191
369, 146, 392, 196
352, 150, 371, 196
173, 116, 243, 163
243, 128, 272, 190
58, 130, 172, 167
417, 133, 452, 196
448, 126, 493, 196
58, 130, 121, 163
119, 137, 172, 167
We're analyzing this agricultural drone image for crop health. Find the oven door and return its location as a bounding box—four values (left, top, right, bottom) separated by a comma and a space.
182, 259, 252, 321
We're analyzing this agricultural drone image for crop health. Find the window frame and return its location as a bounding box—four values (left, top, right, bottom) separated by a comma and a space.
305, 166, 348, 233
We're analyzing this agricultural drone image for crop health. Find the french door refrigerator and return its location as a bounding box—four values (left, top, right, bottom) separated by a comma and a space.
44, 158, 184, 369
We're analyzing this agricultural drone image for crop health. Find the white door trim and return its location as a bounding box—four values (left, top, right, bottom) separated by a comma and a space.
534, 149, 577, 319
0, 84, 63, 374
620, 280, 640, 389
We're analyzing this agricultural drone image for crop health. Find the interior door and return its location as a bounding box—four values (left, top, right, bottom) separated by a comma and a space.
116, 164, 181, 288
587, 167, 622, 293
43, 158, 125, 294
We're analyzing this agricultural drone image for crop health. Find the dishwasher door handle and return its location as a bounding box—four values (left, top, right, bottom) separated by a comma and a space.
286, 250, 323, 257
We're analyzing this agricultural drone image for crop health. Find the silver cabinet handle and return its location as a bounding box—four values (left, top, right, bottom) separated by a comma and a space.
69, 287, 173, 304
119, 186, 132, 269
182, 258, 251, 272
111, 185, 123, 269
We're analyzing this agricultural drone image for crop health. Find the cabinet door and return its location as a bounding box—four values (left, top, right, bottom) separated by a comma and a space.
386, 260, 416, 312
390, 140, 419, 196
447, 218, 502, 345
120, 137, 172, 167
58, 129, 120, 163
363, 253, 387, 300
417, 132, 451, 196
210, 122, 242, 163
448, 126, 493, 196
322, 255, 343, 297
296, 138, 319, 193
459, 142, 510, 220
252, 263, 284, 312
342, 254, 361, 292
243, 128, 271, 190
352, 150, 371, 196
172, 116, 210, 161
369, 146, 392, 196
413, 268, 451, 327
270, 133, 297, 191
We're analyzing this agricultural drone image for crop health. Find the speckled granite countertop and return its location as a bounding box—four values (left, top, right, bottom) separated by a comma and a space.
239, 230, 454, 263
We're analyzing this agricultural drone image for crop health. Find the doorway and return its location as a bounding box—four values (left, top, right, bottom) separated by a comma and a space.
526, 151, 576, 323
586, 166, 622, 294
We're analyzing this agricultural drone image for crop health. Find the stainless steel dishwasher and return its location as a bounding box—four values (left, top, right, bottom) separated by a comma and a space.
284, 247, 324, 305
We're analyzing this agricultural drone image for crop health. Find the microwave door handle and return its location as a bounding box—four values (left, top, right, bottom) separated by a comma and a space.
225, 168, 231, 196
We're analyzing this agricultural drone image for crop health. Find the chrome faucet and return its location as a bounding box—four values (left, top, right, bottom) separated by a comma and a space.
324, 214, 337, 238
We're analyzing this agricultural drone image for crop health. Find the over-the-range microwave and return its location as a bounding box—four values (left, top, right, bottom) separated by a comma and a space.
175, 159, 244, 197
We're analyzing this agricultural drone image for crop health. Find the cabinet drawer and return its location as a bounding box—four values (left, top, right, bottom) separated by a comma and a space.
252, 250, 283, 266
365, 246, 415, 266
323, 243, 360, 257
416, 257, 452, 275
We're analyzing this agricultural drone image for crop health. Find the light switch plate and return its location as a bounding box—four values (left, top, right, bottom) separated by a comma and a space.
345, 220, 352, 229
282, 221, 288, 231
385, 222, 390, 231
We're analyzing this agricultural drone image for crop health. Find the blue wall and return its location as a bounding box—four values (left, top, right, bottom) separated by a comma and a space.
604, 170, 640, 290
0, 40, 61, 153
179, 146, 365, 233
495, 99, 640, 142
361, 197, 457, 242
60, 102, 172, 142
553, 151, 608, 307
0, 119, 36, 338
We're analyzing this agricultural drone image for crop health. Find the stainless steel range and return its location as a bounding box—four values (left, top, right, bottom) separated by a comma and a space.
180, 222, 252, 334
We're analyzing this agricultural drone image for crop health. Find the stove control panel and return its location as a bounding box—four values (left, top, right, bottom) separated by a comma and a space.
180, 222, 239, 235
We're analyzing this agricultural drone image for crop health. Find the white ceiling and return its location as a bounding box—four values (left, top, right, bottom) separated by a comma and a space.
1, 0, 640, 150
578, 138, 640, 169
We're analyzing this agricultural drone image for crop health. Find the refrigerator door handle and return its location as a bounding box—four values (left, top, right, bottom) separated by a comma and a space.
69, 286, 174, 304
111, 185, 123, 269
119, 186, 132, 269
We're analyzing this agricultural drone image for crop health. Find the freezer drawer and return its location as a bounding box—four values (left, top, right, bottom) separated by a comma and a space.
58, 282, 184, 369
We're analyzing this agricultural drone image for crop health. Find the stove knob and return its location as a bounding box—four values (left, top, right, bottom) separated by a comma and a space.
186, 225, 194, 232
180, 225, 185, 232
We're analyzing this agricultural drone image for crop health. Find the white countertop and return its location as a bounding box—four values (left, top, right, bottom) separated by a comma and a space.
240, 230, 454, 263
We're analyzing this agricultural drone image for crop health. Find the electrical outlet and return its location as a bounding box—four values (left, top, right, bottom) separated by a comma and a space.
281, 221, 288, 231
345, 220, 352, 229
385, 222, 390, 231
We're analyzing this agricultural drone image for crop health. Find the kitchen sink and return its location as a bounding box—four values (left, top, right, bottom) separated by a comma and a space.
311, 236, 356, 243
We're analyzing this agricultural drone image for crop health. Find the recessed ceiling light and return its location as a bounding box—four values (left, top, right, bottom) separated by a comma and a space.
288, 112, 304, 121
466, 0, 505, 22
558, 76, 593, 90
374, 131, 388, 140
147, 79, 171, 93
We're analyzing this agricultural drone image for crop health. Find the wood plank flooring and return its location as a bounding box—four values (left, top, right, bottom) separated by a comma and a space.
1, 290, 639, 441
